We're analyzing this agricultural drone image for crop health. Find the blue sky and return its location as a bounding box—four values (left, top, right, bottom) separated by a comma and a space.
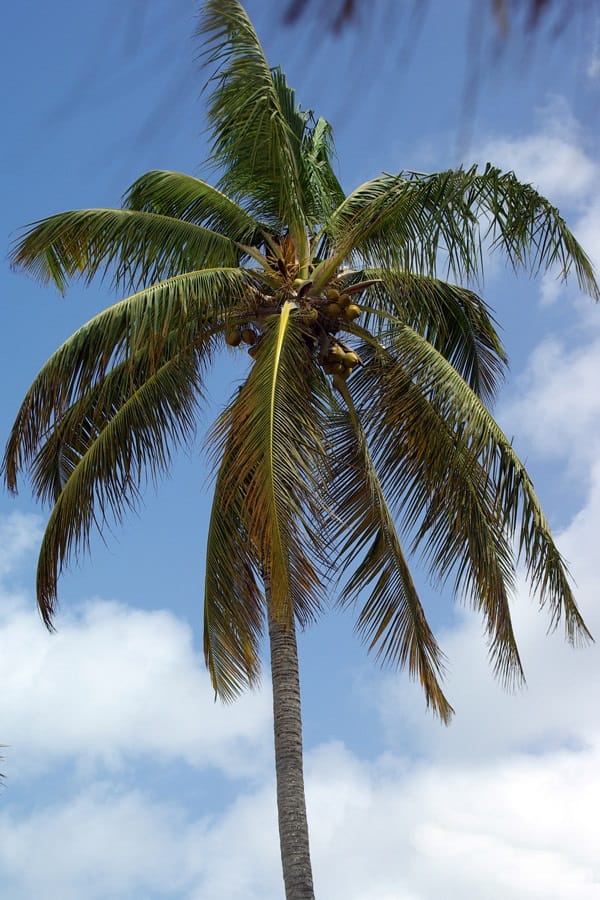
1, 2, 600, 898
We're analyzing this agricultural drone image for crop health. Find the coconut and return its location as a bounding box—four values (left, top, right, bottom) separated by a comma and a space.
241, 328, 257, 345
338, 293, 351, 308
343, 351, 359, 367
325, 288, 340, 301
324, 302, 342, 317
327, 344, 345, 362
304, 307, 319, 322
342, 304, 361, 321
225, 329, 242, 347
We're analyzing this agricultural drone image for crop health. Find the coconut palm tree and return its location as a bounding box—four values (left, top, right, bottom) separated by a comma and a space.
4, 1, 597, 897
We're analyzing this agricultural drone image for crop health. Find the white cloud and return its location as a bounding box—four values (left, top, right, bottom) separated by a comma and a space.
500, 329, 600, 472
0, 512, 41, 579
477, 100, 597, 205
0, 586, 271, 780
1, 738, 598, 900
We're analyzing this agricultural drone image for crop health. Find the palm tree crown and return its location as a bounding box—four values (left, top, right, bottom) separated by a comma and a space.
5, 0, 596, 725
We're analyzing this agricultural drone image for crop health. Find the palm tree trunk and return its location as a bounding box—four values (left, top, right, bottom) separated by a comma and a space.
268, 607, 316, 900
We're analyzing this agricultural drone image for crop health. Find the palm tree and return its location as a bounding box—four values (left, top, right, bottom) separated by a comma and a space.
4, 1, 597, 897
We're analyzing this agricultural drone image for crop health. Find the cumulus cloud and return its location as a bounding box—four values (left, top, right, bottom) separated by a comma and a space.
476, 99, 597, 205
0, 512, 41, 579
1, 738, 598, 900
500, 330, 600, 473
0, 567, 271, 780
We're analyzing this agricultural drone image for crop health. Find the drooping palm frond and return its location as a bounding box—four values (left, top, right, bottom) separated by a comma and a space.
123, 170, 269, 246
3, 268, 252, 494
199, 0, 309, 258
355, 324, 590, 655
208, 302, 331, 627
325, 384, 454, 722
11, 209, 241, 294
314, 166, 599, 298
334, 335, 523, 688
35, 349, 204, 626
204, 452, 265, 701
359, 269, 508, 403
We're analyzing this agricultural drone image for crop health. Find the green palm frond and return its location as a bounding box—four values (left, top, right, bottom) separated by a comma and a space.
300, 117, 345, 224
199, 0, 309, 260
35, 350, 203, 626
11, 208, 240, 293
3, 268, 250, 493
326, 385, 454, 722
315, 166, 599, 298
123, 170, 269, 245
208, 301, 330, 627
356, 325, 590, 655
204, 452, 264, 701
351, 344, 524, 686
362, 270, 508, 403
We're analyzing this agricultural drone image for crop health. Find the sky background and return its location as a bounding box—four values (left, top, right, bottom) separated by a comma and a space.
1, 2, 600, 898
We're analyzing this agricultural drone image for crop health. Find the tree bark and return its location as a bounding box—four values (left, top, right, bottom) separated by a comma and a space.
268, 608, 316, 900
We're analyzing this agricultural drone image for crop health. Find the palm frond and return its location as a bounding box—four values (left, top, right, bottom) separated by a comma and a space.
326, 384, 454, 722
11, 208, 240, 294
364, 269, 508, 403
350, 336, 523, 686
123, 170, 269, 245
204, 451, 264, 701
3, 267, 253, 494
317, 166, 599, 298
35, 350, 203, 626
207, 301, 330, 626
356, 326, 590, 658
199, 0, 309, 259
299, 117, 345, 224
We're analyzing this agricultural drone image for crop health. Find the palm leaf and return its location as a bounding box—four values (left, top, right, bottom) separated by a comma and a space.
207, 301, 330, 627
204, 451, 264, 701
355, 326, 590, 658
35, 350, 203, 626
299, 116, 345, 225
314, 166, 599, 298
350, 335, 524, 685
326, 383, 454, 722
11, 208, 241, 293
3, 267, 251, 493
199, 0, 309, 261
123, 169, 269, 245
358, 269, 508, 402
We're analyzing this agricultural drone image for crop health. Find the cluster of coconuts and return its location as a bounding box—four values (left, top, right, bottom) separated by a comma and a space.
320, 341, 359, 392
224, 283, 363, 380
318, 287, 362, 324
225, 325, 260, 355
